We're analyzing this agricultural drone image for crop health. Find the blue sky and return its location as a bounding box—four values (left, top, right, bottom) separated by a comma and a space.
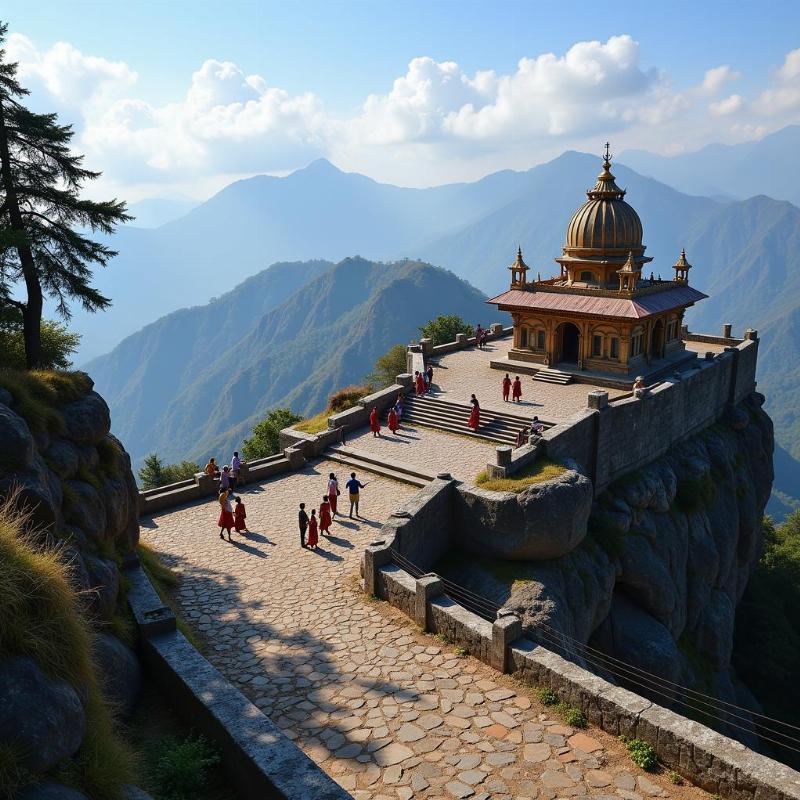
3, 1, 799, 197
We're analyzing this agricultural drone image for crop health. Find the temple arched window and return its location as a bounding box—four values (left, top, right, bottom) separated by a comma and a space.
610, 337, 620, 359
536, 329, 546, 350
520, 327, 529, 348
580, 270, 595, 283
592, 334, 603, 356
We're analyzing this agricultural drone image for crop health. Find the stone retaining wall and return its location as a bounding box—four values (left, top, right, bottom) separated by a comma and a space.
368, 557, 800, 800
126, 562, 351, 800
426, 324, 511, 356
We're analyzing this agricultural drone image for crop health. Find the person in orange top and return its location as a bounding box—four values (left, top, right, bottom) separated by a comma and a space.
205, 457, 218, 476
233, 496, 247, 532
307, 508, 319, 549
387, 406, 399, 434
502, 373, 511, 402
369, 406, 381, 437
319, 496, 332, 536
512, 375, 522, 402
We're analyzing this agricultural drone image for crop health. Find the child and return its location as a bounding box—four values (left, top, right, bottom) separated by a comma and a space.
218, 489, 234, 541
307, 508, 319, 549
220, 465, 232, 490
319, 495, 332, 536
233, 496, 247, 532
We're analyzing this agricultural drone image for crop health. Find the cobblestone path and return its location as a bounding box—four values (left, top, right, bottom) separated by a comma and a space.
430, 339, 626, 422
141, 459, 701, 800
345, 424, 496, 483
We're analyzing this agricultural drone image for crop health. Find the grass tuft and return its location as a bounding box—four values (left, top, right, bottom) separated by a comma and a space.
475, 459, 567, 493
619, 735, 659, 771
294, 411, 330, 434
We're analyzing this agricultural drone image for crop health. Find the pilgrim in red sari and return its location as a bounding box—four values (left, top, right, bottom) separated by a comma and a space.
327, 473, 339, 515
415, 371, 425, 396
512, 376, 522, 402
217, 489, 234, 541
319, 496, 332, 535
388, 407, 399, 433
233, 497, 247, 532
307, 510, 319, 548
468, 394, 480, 431
370, 407, 381, 437
502, 374, 511, 402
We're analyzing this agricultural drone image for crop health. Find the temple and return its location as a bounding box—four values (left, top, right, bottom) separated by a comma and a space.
488, 144, 707, 385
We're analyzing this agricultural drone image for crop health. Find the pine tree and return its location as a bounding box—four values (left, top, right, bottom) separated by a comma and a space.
0, 22, 130, 368
138, 454, 167, 490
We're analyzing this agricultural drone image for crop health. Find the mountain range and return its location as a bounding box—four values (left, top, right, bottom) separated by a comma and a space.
619, 125, 800, 207
86, 258, 491, 466
82, 140, 800, 517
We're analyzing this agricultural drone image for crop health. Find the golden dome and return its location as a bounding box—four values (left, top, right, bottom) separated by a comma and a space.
565, 157, 643, 253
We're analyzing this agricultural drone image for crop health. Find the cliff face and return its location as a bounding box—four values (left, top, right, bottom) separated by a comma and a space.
0, 372, 143, 798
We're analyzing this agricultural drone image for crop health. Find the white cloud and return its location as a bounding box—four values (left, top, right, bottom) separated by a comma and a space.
6, 30, 800, 194
710, 94, 743, 116
700, 65, 740, 95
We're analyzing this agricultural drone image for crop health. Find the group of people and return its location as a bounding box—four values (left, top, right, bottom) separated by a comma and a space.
217, 489, 247, 541
370, 387, 414, 437
205, 451, 245, 491
501, 373, 523, 403
414, 364, 434, 396
297, 472, 367, 549
475, 324, 489, 349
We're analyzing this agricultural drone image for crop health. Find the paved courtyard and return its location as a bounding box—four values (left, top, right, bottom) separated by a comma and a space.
141, 462, 705, 800
428, 338, 626, 423
345, 424, 497, 483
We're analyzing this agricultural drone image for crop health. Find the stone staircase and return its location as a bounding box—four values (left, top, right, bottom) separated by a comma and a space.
324, 444, 435, 488
532, 368, 573, 385
401, 394, 537, 446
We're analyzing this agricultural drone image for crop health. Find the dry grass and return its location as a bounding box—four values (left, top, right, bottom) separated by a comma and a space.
475, 458, 567, 493
0, 492, 135, 799
294, 410, 330, 434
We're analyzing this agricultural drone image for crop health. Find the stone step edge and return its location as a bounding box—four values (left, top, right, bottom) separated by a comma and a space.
323, 451, 431, 488
405, 395, 534, 424
326, 445, 436, 482
395, 415, 516, 444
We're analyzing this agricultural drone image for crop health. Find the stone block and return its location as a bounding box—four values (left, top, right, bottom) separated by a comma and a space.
455, 333, 468, 345
414, 575, 443, 629
496, 446, 512, 466
745, 328, 758, 341
395, 373, 413, 388
285, 446, 305, 470
195, 472, 216, 496
490, 323, 504, 335
419, 337, 433, 354
491, 611, 522, 673
587, 390, 608, 410
363, 542, 392, 595
723, 323, 733, 338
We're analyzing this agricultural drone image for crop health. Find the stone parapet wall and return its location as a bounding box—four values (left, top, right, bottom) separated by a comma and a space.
370, 557, 800, 800
427, 324, 512, 356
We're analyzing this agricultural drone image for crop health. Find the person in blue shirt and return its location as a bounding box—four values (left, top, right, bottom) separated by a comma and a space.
345, 472, 366, 518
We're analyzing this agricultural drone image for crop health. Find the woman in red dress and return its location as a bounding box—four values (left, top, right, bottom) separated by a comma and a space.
512, 376, 522, 402
218, 489, 234, 541
468, 394, 480, 431
502, 373, 511, 402
415, 371, 425, 396
307, 508, 319, 549
233, 496, 247, 532
319, 496, 332, 536
387, 406, 399, 434
370, 406, 381, 437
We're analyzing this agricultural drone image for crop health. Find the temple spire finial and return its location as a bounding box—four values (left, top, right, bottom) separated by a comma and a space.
603, 141, 612, 165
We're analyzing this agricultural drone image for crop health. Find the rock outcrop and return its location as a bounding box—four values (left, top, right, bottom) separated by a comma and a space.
0, 372, 143, 797
443, 393, 774, 744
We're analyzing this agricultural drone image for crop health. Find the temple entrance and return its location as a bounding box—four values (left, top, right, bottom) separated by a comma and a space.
651, 320, 665, 359
557, 322, 580, 364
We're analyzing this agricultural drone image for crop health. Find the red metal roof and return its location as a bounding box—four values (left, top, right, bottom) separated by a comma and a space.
487, 285, 707, 319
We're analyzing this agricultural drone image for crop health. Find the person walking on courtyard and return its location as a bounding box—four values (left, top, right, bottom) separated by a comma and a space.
395, 394, 404, 420
512, 375, 522, 402
218, 489, 234, 541
426, 364, 434, 392
475, 324, 483, 349
502, 373, 511, 402
414, 370, 425, 396
388, 405, 399, 434
233, 496, 248, 532
468, 394, 480, 431
205, 457, 219, 476
346, 472, 366, 518
307, 509, 319, 549
319, 496, 332, 536
299, 502, 309, 548
327, 473, 340, 517
370, 406, 381, 437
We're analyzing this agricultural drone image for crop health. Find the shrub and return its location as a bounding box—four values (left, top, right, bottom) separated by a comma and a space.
538, 687, 559, 706
0, 309, 81, 371
419, 314, 474, 346
667, 769, 683, 785
367, 343, 408, 388
148, 736, 218, 800
137, 454, 200, 490
559, 704, 587, 728
241, 407, 303, 459
327, 384, 372, 413
619, 736, 658, 771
